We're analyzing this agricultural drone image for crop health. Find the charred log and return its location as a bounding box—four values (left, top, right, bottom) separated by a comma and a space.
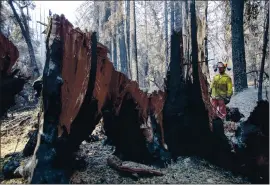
107, 155, 164, 178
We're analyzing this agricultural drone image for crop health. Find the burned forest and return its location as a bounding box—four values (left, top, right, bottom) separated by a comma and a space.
0, 0, 269, 184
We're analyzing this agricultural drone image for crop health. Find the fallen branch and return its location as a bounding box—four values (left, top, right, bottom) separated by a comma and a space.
107, 156, 164, 177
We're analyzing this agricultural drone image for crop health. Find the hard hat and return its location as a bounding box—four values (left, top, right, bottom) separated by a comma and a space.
217, 62, 226, 68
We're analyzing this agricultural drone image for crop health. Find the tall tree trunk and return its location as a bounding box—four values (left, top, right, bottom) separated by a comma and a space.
170, 1, 175, 32
117, 2, 128, 75
94, 2, 99, 40
39, 5, 42, 74
168, 0, 175, 70
204, 1, 208, 69
174, 1, 182, 33
145, 1, 149, 89
258, 6, 269, 101
164, 0, 168, 74
190, 0, 199, 87
125, 1, 131, 78
183, 0, 190, 79
230, 0, 248, 92
8, 0, 39, 78
204, 0, 210, 82
130, 1, 139, 83
174, 1, 183, 74
111, 1, 117, 69
99, 2, 111, 49
0, 0, 2, 33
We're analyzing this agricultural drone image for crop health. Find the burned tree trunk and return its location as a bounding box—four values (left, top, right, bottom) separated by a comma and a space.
163, 31, 188, 157
163, 0, 231, 165
29, 15, 98, 183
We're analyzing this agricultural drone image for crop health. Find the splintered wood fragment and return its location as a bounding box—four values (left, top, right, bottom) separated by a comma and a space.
107, 156, 164, 177
37, 21, 47, 26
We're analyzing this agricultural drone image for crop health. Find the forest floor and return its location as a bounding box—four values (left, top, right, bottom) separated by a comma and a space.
0, 86, 264, 184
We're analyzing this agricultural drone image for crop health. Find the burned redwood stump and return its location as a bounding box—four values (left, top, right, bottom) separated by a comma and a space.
163, 4, 233, 170
29, 14, 168, 183
0, 33, 26, 117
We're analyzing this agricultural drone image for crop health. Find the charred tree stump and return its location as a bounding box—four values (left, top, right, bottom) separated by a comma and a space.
28, 14, 170, 183
28, 15, 98, 183
163, 0, 233, 170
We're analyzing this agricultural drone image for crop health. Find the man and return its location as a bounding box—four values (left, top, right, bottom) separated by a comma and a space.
209, 62, 233, 120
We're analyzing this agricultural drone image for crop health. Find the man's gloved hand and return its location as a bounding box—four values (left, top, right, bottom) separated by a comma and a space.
224, 96, 231, 104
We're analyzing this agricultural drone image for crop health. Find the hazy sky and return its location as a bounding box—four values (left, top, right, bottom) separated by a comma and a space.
34, 1, 83, 24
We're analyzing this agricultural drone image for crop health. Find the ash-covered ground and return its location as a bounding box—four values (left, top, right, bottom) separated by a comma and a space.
1, 87, 264, 184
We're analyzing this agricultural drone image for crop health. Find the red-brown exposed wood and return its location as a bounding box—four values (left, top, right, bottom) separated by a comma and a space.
198, 65, 214, 131
0, 33, 19, 75
47, 14, 167, 151
59, 17, 92, 133
0, 33, 25, 117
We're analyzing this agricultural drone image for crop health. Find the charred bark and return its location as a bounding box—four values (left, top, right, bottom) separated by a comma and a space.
163, 31, 188, 158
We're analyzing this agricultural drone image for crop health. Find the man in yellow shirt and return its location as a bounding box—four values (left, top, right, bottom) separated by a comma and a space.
209, 62, 233, 119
